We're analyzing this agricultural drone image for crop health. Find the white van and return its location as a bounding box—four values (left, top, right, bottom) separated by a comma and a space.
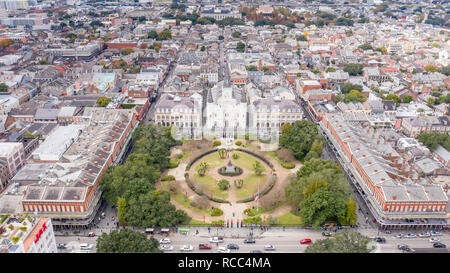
79, 243, 93, 250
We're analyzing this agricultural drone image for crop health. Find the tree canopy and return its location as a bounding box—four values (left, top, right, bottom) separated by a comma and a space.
97, 96, 111, 107
279, 120, 321, 161
305, 230, 374, 253
96, 229, 161, 253
285, 158, 356, 228
417, 132, 450, 151
343, 63, 363, 76
341, 83, 363, 94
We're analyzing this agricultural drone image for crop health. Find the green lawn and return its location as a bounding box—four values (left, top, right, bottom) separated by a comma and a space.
194, 152, 226, 171
160, 181, 209, 214
231, 151, 266, 172
235, 174, 267, 199
172, 149, 191, 164
277, 212, 303, 225
194, 174, 228, 199
189, 219, 209, 226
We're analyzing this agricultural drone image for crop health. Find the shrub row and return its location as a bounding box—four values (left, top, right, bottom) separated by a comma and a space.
161, 175, 176, 181
281, 162, 295, 169
236, 148, 274, 170
184, 173, 229, 203
236, 177, 276, 203
168, 161, 179, 168
211, 208, 223, 216
185, 149, 218, 171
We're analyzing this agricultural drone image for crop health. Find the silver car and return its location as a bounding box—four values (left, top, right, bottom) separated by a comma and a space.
180, 245, 193, 252
264, 245, 276, 251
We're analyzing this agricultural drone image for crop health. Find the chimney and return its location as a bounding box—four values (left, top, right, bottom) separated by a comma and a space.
115, 129, 119, 133
94, 161, 98, 166
392, 195, 396, 200
112, 135, 115, 139
83, 178, 88, 183
74, 196, 78, 200
89, 169, 93, 174
98, 153, 103, 159
103, 146, 107, 152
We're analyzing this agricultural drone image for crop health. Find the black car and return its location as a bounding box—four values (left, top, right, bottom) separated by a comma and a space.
373, 237, 386, 243
244, 238, 256, 244
227, 244, 239, 250
433, 243, 447, 248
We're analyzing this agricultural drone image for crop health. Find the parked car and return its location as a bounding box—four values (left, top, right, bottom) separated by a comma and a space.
418, 232, 431, 238
57, 243, 67, 249
405, 233, 416, 238
373, 237, 386, 243
160, 245, 174, 251
322, 231, 331, 236
385, 230, 392, 234
199, 244, 212, 250
250, 250, 262, 253
218, 246, 230, 253
210, 236, 224, 243
227, 243, 239, 250
396, 234, 406, 239
180, 245, 194, 252
429, 237, 440, 243
397, 244, 411, 252
79, 243, 93, 250
244, 238, 256, 244
433, 243, 446, 248
159, 238, 171, 244
264, 245, 276, 251
300, 239, 312, 244
88, 232, 95, 237
431, 231, 442, 236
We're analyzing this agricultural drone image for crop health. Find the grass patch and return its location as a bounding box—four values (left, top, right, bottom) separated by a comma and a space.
172, 150, 192, 165
194, 174, 228, 199
235, 174, 267, 199
277, 212, 303, 225
194, 152, 226, 171
232, 151, 266, 172
160, 181, 209, 214
189, 219, 208, 225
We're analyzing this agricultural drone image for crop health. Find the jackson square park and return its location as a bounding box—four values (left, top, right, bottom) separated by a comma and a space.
84, 119, 372, 254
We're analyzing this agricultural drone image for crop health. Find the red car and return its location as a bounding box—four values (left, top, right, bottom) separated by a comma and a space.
300, 239, 312, 244
199, 244, 212, 250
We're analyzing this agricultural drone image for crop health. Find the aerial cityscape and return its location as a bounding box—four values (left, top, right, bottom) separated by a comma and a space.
0, 0, 448, 256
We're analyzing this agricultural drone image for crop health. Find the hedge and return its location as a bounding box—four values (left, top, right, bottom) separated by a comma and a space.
184, 173, 229, 203
211, 208, 224, 216
185, 149, 218, 171
168, 161, 179, 168
161, 175, 176, 181
236, 148, 274, 169
281, 162, 295, 169
237, 177, 276, 203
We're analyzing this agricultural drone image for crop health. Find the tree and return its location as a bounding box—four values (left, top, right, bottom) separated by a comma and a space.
298, 188, 346, 228
253, 161, 264, 176
236, 41, 245, 52
148, 30, 158, 39
341, 83, 362, 94
417, 132, 450, 151
218, 35, 224, 40
123, 189, 188, 227
0, 83, 8, 92
309, 139, 324, 158
427, 97, 436, 107
97, 229, 161, 253
197, 162, 208, 176
117, 197, 127, 224
343, 199, 358, 226
326, 67, 336, 72
424, 64, 438, 73
343, 63, 363, 76
402, 95, 413, 103
218, 179, 230, 190
231, 31, 241, 38
246, 65, 258, 71
383, 94, 400, 104
438, 66, 450, 76
296, 35, 307, 41
358, 43, 373, 50
345, 90, 366, 103
157, 29, 172, 40
200, 45, 206, 51
305, 230, 374, 253
217, 149, 226, 159
121, 48, 134, 56
279, 120, 320, 160
153, 42, 162, 53
97, 96, 111, 107
234, 179, 243, 189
